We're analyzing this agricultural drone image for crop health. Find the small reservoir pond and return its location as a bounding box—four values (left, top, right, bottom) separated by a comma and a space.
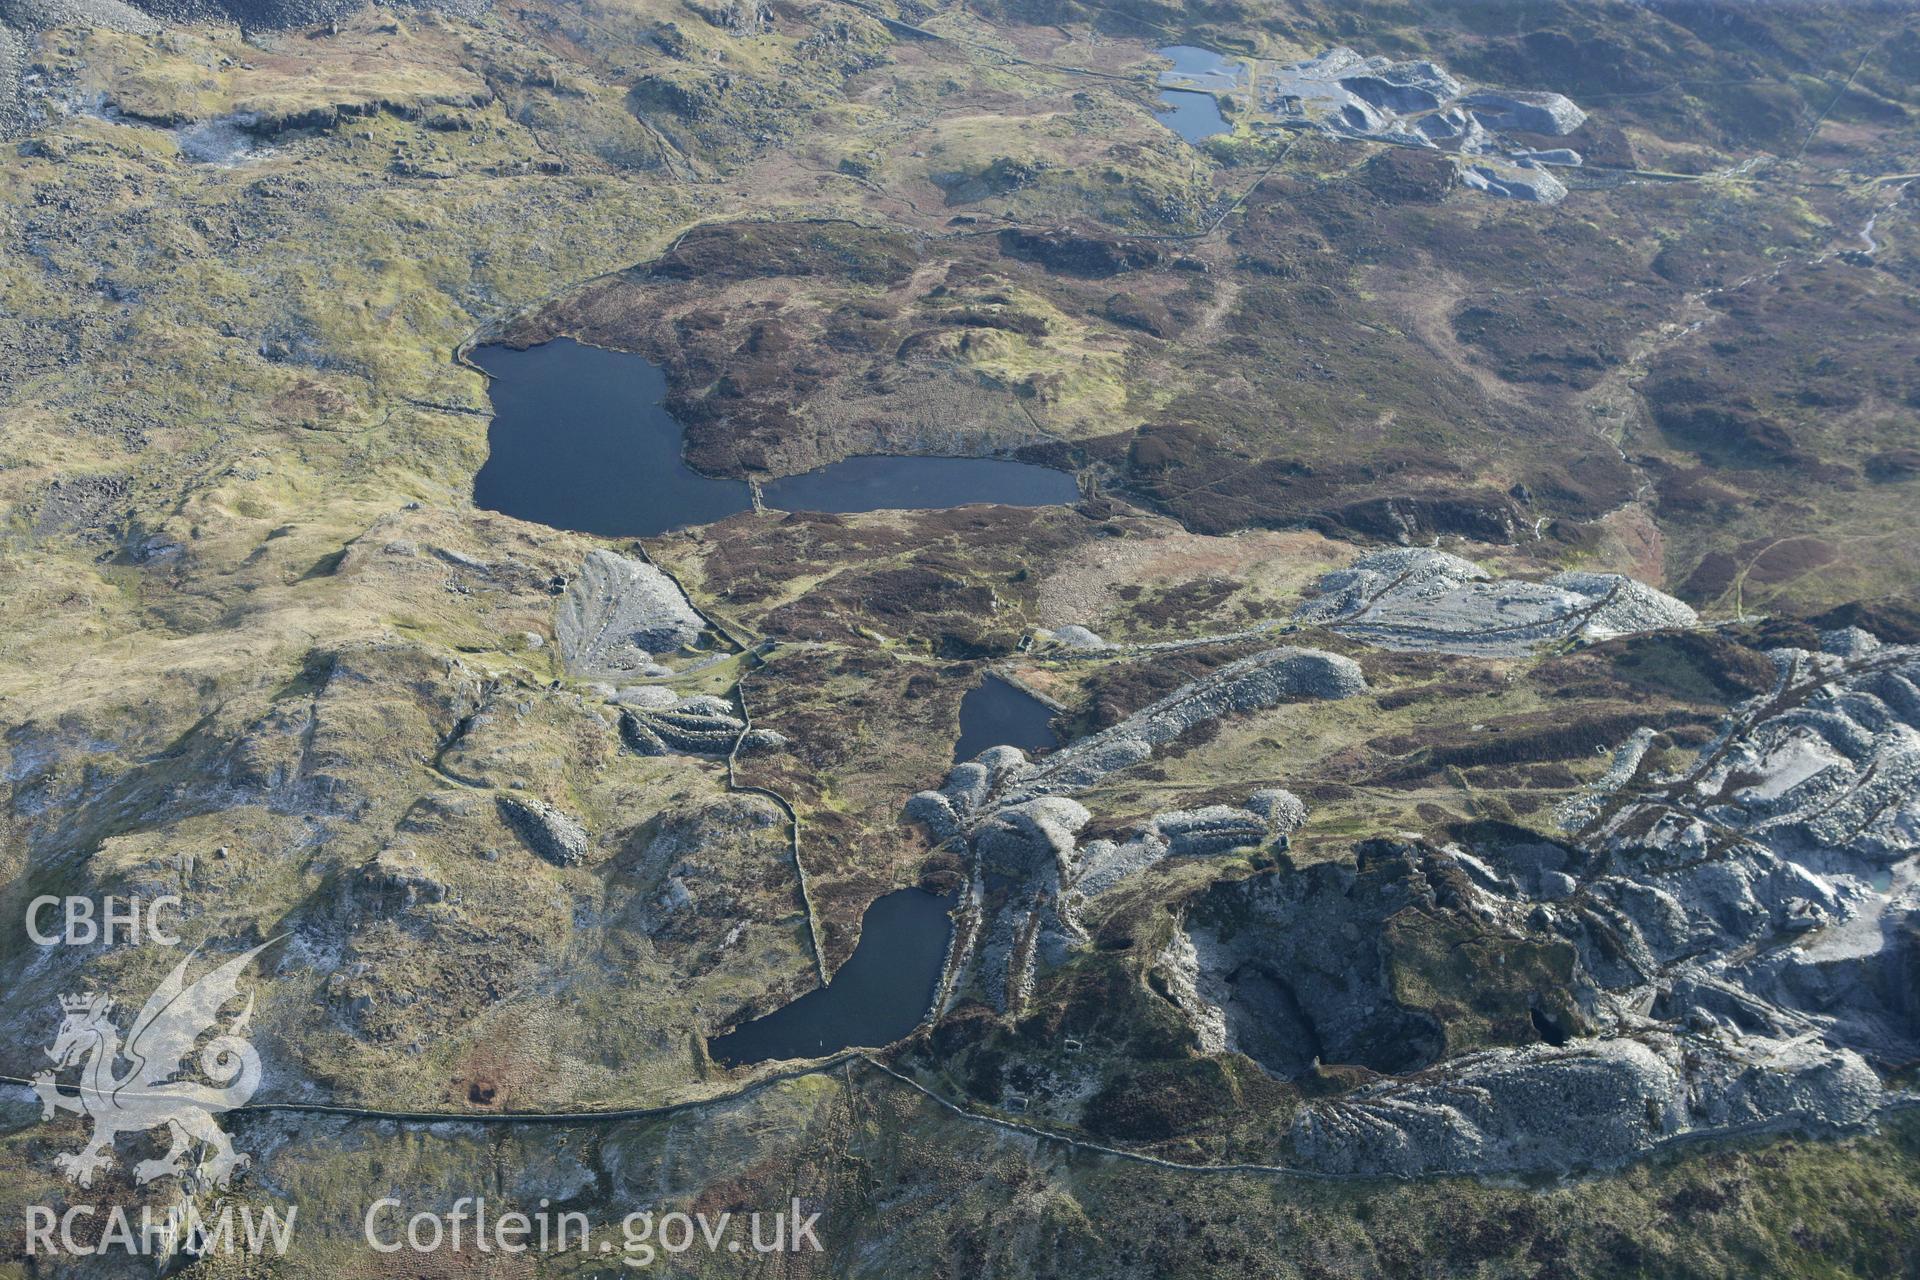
707, 888, 955, 1067
1154, 45, 1234, 143
953, 675, 1060, 763
471, 339, 1077, 537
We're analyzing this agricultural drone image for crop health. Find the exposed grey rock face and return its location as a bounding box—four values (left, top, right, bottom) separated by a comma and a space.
1294, 549, 1696, 655
0, 22, 24, 141
1458, 160, 1569, 205
1156, 813, 1904, 1176
1555, 628, 1920, 1065
353, 847, 450, 914
496, 795, 589, 867
1046, 624, 1106, 649
614, 690, 786, 758
913, 647, 1359, 1012
1173, 843, 1450, 1082
1247, 788, 1308, 835
556, 550, 705, 679
1291, 1034, 1878, 1177
911, 646, 1358, 844
1198, 630, 1918, 1176
1460, 88, 1587, 135
1193, 45, 1585, 203
1157, 931, 1227, 1054
1001, 646, 1364, 807
1076, 802, 1297, 901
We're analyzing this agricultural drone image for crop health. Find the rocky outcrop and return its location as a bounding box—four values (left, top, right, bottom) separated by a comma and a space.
1172, 842, 1461, 1082
1291, 1033, 1878, 1177
1001, 646, 1364, 808
1044, 624, 1106, 649
1294, 548, 1696, 655
1458, 160, 1568, 205
616, 691, 786, 758
1156, 808, 1904, 1176
1459, 89, 1587, 136
911, 647, 1360, 840
0, 22, 24, 141
1554, 628, 1920, 1065
910, 646, 1358, 1012
1158, 629, 1919, 1177
628, 794, 787, 928
556, 550, 705, 679
1076, 801, 1297, 899
496, 794, 589, 867
1247, 787, 1307, 834
352, 847, 450, 915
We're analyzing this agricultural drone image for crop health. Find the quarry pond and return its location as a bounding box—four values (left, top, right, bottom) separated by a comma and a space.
1154, 45, 1233, 142
953, 675, 1059, 763
471, 339, 1078, 536
707, 888, 955, 1067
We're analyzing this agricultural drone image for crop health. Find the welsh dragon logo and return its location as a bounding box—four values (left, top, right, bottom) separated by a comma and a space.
32, 943, 271, 1190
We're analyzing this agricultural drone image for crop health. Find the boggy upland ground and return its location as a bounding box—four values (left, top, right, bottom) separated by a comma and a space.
2, 0, 1920, 1274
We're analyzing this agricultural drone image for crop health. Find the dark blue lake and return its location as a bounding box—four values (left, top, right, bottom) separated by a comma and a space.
765, 455, 1077, 514
470, 339, 1076, 537
953, 674, 1059, 763
707, 888, 954, 1067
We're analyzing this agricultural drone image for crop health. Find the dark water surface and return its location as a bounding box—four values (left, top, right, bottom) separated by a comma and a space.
763, 455, 1077, 514
1155, 90, 1230, 142
707, 889, 955, 1067
1154, 45, 1233, 142
471, 338, 749, 537
1160, 44, 1234, 78
471, 339, 1075, 537
953, 675, 1060, 763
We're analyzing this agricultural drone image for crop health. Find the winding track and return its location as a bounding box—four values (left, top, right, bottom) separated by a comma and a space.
8, 1055, 1909, 1184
